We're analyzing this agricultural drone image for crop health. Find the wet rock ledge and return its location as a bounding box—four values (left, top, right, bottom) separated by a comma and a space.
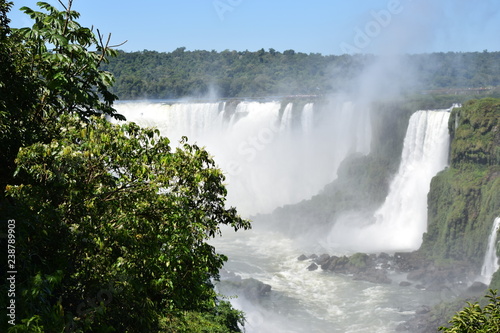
299, 252, 393, 284
298, 251, 476, 290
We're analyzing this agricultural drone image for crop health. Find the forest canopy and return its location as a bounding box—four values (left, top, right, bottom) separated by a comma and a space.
101, 48, 500, 99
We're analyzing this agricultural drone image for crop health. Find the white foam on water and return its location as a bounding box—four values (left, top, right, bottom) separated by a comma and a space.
212, 227, 439, 333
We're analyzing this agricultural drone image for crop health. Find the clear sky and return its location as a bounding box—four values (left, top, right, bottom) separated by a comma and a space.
7, 0, 500, 55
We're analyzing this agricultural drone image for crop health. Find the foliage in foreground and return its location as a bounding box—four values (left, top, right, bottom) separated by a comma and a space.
0, 0, 123, 194
439, 290, 500, 332
0, 1, 248, 332
6, 115, 249, 331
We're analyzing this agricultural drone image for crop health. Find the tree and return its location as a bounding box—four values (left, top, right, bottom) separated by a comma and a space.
16, 0, 123, 120
439, 290, 500, 332
0, 0, 40, 195
7, 115, 249, 331
1, 0, 124, 196
0, 1, 249, 332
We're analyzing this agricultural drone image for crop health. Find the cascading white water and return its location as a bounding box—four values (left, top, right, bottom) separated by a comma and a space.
480, 217, 500, 284
279, 103, 293, 133
301, 103, 314, 134
114, 98, 371, 215
372, 109, 451, 250
327, 108, 451, 253
113, 102, 224, 142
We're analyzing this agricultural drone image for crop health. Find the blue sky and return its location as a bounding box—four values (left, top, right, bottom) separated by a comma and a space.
8, 0, 500, 55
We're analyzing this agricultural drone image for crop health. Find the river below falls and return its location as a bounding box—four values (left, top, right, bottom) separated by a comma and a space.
211, 226, 451, 333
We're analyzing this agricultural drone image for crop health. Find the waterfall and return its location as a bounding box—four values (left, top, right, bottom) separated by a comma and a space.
372, 109, 451, 251
279, 103, 293, 133
327, 108, 451, 252
114, 99, 371, 215
113, 102, 223, 142
301, 103, 314, 134
480, 217, 500, 284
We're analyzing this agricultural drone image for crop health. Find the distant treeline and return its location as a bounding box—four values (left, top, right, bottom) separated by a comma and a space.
101, 48, 500, 100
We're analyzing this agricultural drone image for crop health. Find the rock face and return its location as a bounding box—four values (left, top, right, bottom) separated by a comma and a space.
307, 263, 318, 271
395, 99, 500, 332
297, 254, 308, 261
394, 252, 474, 291
238, 278, 272, 299
300, 252, 393, 284
415, 305, 431, 315
417, 99, 500, 283
466, 281, 488, 294
300, 250, 476, 291
218, 270, 272, 300
353, 269, 392, 284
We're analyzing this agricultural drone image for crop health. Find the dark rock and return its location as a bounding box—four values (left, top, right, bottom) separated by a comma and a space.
349, 253, 370, 271
415, 305, 431, 315
307, 263, 318, 271
309, 254, 318, 260
415, 284, 426, 290
378, 252, 391, 260
404, 263, 472, 290
406, 268, 430, 281
394, 252, 423, 272
320, 255, 339, 271
328, 256, 350, 273
297, 254, 308, 261
315, 253, 331, 266
407, 268, 427, 281
399, 281, 412, 287
219, 275, 271, 301
238, 278, 271, 299
353, 268, 392, 284
467, 281, 488, 293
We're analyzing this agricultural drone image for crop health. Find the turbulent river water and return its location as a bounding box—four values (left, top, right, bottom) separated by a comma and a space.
115, 99, 457, 332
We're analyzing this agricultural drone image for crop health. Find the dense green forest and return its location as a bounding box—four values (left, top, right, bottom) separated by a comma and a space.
102, 48, 500, 99
0, 1, 248, 332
